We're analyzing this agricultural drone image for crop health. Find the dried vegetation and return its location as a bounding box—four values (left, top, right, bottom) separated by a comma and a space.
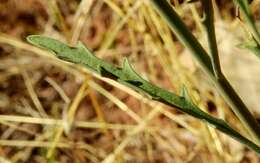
0, 0, 260, 162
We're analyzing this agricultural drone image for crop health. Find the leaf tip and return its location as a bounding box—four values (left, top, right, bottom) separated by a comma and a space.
238, 40, 260, 58
180, 85, 194, 103
26, 35, 43, 45
180, 85, 188, 97
122, 57, 130, 68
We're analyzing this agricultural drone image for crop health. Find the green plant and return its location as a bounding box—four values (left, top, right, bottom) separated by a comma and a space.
26, 0, 260, 155
233, 0, 260, 57
233, 0, 260, 44
27, 35, 260, 154
149, 0, 260, 145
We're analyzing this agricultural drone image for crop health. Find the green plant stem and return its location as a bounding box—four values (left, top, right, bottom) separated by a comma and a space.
201, 0, 260, 145
233, 0, 260, 44
149, 0, 260, 144
201, 0, 222, 78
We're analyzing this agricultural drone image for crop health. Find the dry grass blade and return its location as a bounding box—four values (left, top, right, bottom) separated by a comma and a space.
46, 80, 89, 158
0, 115, 138, 131
102, 106, 162, 163
45, 77, 70, 104
71, 0, 94, 45
20, 67, 48, 118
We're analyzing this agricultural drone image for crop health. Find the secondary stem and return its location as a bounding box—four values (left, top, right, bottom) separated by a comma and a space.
201, 0, 222, 79
149, 0, 260, 144
233, 0, 260, 44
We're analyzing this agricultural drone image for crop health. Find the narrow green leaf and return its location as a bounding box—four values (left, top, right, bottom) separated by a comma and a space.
27, 35, 260, 154
238, 41, 260, 58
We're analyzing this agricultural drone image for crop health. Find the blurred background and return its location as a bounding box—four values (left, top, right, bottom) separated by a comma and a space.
0, 0, 260, 162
